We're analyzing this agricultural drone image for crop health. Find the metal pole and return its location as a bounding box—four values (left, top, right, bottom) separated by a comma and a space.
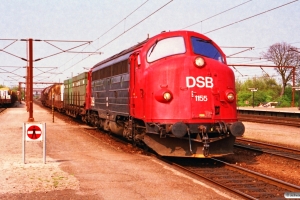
18, 82, 21, 103
298, 90, 300, 110
252, 91, 254, 108
28, 38, 34, 122
26, 66, 29, 110
52, 93, 54, 123
292, 67, 295, 107
43, 123, 46, 164
23, 87, 25, 101
23, 123, 26, 164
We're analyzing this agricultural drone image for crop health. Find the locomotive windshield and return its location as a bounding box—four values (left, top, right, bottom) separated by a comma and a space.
191, 37, 224, 63
147, 36, 186, 62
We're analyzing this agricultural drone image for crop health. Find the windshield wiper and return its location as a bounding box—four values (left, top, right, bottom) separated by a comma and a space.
148, 39, 159, 57
196, 39, 212, 43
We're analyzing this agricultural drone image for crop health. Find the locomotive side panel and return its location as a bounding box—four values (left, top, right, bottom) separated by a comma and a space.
91, 56, 130, 120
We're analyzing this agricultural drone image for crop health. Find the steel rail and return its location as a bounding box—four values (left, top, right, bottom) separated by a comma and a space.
36, 99, 300, 199
237, 138, 300, 153
0, 108, 7, 113
167, 160, 257, 200
212, 158, 300, 192
238, 114, 300, 127
235, 138, 300, 161
169, 157, 300, 199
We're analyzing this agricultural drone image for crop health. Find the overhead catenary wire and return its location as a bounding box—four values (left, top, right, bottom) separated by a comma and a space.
94, 0, 150, 41
0, 1, 298, 86
204, 0, 299, 34
52, 0, 151, 78
94, 0, 173, 53
181, 0, 252, 30
60, 0, 174, 75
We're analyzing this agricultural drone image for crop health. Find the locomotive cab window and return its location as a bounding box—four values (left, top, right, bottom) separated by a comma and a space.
191, 36, 224, 63
147, 36, 186, 62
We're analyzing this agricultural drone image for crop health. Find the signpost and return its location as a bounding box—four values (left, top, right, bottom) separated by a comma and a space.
248, 88, 258, 108
22, 122, 46, 164
292, 87, 300, 110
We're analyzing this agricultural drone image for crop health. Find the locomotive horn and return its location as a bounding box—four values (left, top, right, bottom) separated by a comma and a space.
228, 121, 245, 137
171, 122, 187, 138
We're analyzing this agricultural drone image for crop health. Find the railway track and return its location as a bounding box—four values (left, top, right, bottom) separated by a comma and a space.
238, 113, 300, 127
0, 108, 6, 114
86, 119, 300, 199
70, 110, 300, 199
167, 157, 300, 200
39, 101, 300, 199
235, 138, 300, 161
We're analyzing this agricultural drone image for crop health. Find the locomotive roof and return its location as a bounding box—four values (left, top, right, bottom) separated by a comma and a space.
90, 30, 219, 71
91, 38, 149, 70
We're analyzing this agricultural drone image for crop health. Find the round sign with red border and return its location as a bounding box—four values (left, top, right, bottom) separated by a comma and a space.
26, 124, 43, 141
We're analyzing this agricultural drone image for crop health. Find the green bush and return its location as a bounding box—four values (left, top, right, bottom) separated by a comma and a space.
275, 95, 291, 107
235, 76, 298, 107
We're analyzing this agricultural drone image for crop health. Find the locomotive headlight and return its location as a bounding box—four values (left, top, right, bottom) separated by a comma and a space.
194, 56, 206, 68
155, 89, 173, 103
226, 92, 235, 102
163, 92, 172, 101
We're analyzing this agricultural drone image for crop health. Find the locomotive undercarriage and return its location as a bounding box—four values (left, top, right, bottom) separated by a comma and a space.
83, 111, 147, 146
83, 110, 244, 157
143, 122, 240, 157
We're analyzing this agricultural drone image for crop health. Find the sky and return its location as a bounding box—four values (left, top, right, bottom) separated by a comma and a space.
0, 0, 299, 88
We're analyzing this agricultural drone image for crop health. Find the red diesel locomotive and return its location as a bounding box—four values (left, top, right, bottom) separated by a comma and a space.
81, 30, 245, 157
42, 30, 244, 157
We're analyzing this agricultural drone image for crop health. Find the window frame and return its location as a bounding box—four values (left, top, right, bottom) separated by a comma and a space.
146, 36, 186, 63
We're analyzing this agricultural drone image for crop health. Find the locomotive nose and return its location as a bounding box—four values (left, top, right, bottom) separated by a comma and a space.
171, 122, 187, 138
229, 121, 245, 137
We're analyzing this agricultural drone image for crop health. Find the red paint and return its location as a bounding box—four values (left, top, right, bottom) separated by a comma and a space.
27, 125, 42, 140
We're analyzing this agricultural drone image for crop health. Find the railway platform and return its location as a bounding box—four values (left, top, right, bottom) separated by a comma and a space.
238, 106, 300, 113
0, 102, 238, 199
238, 106, 300, 119
238, 106, 300, 149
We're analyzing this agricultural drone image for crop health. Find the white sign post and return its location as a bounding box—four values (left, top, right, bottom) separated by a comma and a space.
22, 122, 46, 164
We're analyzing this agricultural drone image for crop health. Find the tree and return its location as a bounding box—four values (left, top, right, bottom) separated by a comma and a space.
261, 42, 300, 96
236, 76, 282, 106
